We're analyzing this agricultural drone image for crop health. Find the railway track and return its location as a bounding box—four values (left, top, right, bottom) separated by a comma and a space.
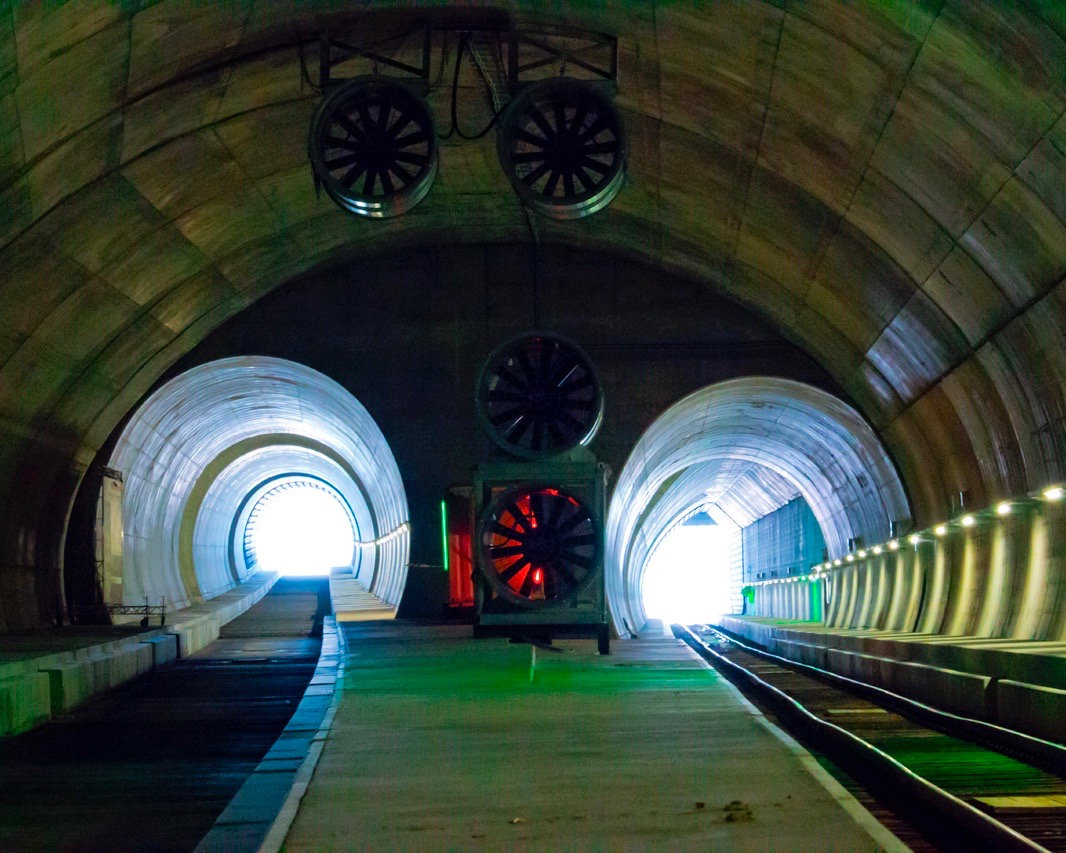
677, 624, 1066, 853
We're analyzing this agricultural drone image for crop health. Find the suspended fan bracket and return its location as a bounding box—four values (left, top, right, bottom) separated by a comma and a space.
471, 457, 611, 653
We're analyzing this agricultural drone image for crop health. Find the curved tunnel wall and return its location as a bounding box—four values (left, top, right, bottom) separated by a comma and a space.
0, 5, 1064, 630
106, 357, 409, 611
606, 378, 910, 635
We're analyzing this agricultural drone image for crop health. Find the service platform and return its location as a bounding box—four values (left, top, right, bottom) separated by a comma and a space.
282, 623, 902, 851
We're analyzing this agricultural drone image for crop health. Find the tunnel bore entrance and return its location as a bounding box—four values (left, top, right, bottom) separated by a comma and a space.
63, 356, 410, 621
606, 378, 911, 635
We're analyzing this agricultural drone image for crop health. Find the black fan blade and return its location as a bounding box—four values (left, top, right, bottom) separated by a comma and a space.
558, 410, 587, 436
559, 510, 589, 534
393, 130, 430, 148
324, 152, 362, 170
512, 150, 548, 165
377, 94, 392, 131
528, 106, 556, 140
505, 417, 533, 446
486, 390, 525, 403
514, 350, 537, 383
582, 140, 619, 156
339, 164, 367, 189
567, 104, 590, 135
574, 165, 594, 190
543, 566, 559, 599
546, 420, 565, 449
334, 112, 362, 140
581, 156, 612, 175
494, 367, 527, 392
387, 111, 414, 140
520, 162, 552, 187
503, 504, 531, 535
519, 570, 537, 598
490, 544, 526, 559
489, 406, 525, 426
560, 374, 594, 393
393, 151, 430, 167
388, 163, 415, 186
499, 559, 530, 584
513, 127, 549, 148
543, 169, 562, 197
530, 491, 546, 525
545, 494, 566, 529
554, 561, 580, 590
553, 100, 567, 135
577, 114, 611, 143
491, 521, 525, 541
323, 134, 361, 151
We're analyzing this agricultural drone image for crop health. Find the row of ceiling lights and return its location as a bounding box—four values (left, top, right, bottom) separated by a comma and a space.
750, 484, 1065, 588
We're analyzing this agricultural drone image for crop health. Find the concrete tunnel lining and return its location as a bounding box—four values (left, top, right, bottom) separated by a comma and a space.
606, 377, 911, 635
106, 356, 409, 611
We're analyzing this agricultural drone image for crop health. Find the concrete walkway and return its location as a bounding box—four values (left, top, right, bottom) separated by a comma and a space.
283, 624, 896, 851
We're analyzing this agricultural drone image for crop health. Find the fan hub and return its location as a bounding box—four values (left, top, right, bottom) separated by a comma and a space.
525, 381, 559, 416
524, 529, 560, 565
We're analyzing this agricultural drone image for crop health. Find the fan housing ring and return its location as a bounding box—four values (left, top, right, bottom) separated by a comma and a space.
309, 77, 438, 219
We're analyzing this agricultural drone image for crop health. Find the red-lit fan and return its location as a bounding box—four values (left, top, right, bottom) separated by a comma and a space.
478, 485, 599, 608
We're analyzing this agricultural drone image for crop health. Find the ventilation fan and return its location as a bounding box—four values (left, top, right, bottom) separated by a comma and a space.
308, 77, 438, 218
496, 77, 625, 219
478, 484, 599, 608
475, 333, 604, 459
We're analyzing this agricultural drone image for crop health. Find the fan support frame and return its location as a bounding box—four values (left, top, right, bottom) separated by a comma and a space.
471, 452, 610, 653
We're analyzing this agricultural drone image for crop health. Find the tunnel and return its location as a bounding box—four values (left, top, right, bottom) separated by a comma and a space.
605, 377, 911, 635
0, 2, 1065, 850
83, 356, 409, 614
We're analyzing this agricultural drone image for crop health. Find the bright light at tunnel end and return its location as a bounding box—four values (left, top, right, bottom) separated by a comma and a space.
641, 524, 733, 625
248, 485, 356, 577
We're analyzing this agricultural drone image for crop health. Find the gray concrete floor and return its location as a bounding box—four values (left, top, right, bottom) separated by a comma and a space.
283, 624, 890, 851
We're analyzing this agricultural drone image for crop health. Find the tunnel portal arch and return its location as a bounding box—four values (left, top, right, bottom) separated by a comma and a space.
606, 377, 911, 635
98, 356, 409, 612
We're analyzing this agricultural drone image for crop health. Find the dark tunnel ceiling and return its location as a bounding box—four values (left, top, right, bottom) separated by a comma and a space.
0, 2, 1064, 626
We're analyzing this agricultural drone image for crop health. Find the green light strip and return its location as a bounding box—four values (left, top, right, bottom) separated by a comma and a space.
440, 499, 450, 573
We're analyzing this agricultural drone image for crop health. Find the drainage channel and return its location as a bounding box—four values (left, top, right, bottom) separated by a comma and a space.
0, 578, 330, 852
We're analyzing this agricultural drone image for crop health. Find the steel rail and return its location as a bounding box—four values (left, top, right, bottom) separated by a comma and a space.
706, 624, 1066, 777
674, 624, 1051, 853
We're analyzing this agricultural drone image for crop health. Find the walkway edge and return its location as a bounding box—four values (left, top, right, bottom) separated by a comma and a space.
677, 630, 911, 853
257, 618, 347, 853
193, 615, 346, 853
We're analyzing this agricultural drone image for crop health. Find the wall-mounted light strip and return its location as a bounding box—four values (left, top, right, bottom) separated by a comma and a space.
746, 483, 1066, 588
440, 500, 450, 573
356, 521, 410, 546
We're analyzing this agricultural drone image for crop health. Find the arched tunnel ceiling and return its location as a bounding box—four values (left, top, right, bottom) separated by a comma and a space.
0, 2, 1064, 627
